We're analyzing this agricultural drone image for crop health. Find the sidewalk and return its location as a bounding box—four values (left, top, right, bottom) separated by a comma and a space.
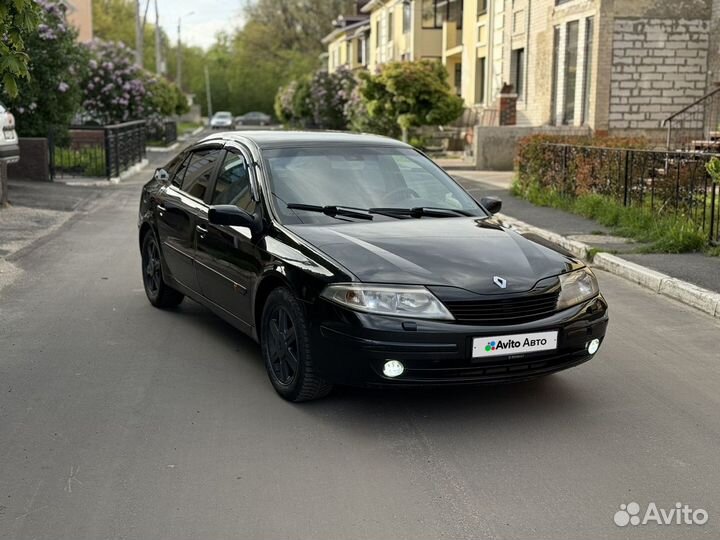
453, 170, 720, 295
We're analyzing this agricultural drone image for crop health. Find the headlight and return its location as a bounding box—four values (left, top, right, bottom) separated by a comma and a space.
320, 284, 454, 320
557, 268, 599, 310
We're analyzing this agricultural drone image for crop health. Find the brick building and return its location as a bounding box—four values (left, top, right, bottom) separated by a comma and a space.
326, 0, 718, 138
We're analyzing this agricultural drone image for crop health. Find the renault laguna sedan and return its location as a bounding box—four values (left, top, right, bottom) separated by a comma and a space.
138, 132, 608, 401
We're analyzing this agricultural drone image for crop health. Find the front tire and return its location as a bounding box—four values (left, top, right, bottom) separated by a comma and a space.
260, 287, 332, 402
141, 231, 184, 308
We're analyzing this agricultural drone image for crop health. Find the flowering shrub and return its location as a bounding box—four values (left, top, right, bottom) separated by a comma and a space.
274, 81, 296, 125
275, 67, 357, 129
7, 0, 88, 138
345, 83, 398, 137
308, 66, 356, 130
80, 39, 148, 125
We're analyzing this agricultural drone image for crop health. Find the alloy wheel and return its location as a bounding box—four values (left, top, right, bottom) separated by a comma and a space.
143, 236, 162, 296
266, 306, 299, 385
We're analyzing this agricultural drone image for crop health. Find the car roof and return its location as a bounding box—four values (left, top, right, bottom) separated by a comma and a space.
200, 130, 411, 150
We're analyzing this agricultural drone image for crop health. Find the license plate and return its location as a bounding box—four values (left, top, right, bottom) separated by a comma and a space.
472, 330, 558, 358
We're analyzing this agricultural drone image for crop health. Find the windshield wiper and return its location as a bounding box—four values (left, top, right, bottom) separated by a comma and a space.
286, 203, 374, 221
368, 206, 474, 218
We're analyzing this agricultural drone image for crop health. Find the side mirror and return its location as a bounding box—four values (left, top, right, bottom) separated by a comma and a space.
208, 205, 263, 235
154, 168, 169, 183
480, 196, 502, 215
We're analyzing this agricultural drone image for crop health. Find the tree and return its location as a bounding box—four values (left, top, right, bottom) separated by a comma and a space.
356, 60, 465, 141
92, 0, 162, 72
7, 1, 88, 139
244, 0, 355, 54
0, 0, 40, 98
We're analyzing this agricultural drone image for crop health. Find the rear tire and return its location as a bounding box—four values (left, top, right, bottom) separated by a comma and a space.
260, 287, 332, 402
141, 231, 184, 309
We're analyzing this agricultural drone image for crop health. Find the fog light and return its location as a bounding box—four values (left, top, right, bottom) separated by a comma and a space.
587, 338, 600, 355
383, 360, 404, 378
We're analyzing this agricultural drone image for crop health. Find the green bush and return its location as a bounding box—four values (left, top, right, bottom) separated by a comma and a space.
512, 134, 715, 253
355, 60, 464, 140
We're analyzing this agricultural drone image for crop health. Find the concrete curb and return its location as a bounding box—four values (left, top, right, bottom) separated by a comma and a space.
146, 142, 179, 153
56, 159, 149, 186
497, 213, 720, 319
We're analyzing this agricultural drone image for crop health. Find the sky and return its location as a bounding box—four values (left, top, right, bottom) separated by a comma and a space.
155, 0, 245, 50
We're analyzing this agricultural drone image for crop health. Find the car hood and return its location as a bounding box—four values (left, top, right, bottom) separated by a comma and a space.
286, 218, 580, 294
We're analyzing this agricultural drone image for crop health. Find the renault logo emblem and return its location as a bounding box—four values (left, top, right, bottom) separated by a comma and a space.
493, 276, 507, 289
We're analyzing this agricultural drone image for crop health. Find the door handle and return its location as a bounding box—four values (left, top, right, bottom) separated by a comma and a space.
156, 204, 166, 217
196, 225, 208, 239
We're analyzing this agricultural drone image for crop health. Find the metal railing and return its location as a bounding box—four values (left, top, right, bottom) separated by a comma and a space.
50, 120, 147, 180
663, 87, 720, 152
49, 126, 107, 179
147, 119, 178, 147
526, 144, 720, 244
104, 120, 147, 179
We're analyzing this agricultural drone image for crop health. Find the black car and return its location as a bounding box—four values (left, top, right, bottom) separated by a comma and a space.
138, 132, 608, 401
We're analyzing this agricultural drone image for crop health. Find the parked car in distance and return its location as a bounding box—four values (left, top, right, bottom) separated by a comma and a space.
209, 111, 233, 130
0, 102, 20, 164
235, 111, 271, 127
138, 131, 608, 402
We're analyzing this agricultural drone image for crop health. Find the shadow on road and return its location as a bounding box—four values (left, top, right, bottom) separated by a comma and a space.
154, 295, 590, 430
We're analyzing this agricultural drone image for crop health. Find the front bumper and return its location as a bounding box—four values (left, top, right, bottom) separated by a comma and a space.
310, 294, 608, 387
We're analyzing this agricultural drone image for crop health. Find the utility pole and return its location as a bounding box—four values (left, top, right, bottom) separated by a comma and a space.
176, 17, 182, 88
204, 64, 213, 120
135, 0, 151, 68
176, 12, 194, 89
154, 0, 163, 74
135, 0, 143, 67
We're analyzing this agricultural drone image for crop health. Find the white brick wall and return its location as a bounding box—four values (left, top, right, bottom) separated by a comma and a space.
609, 18, 709, 130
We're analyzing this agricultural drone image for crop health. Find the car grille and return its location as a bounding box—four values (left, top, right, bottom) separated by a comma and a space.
443, 291, 560, 325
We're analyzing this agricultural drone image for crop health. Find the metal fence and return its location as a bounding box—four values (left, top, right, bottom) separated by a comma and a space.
147, 120, 178, 147
104, 120, 146, 178
49, 126, 106, 180
50, 120, 147, 180
529, 144, 720, 244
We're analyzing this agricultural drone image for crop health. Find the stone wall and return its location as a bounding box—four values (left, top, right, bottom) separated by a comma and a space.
473, 125, 590, 171
609, 18, 709, 130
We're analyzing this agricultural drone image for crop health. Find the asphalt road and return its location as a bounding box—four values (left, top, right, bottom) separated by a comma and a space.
1, 170, 719, 540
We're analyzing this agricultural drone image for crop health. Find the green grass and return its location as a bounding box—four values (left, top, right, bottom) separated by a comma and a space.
54, 147, 106, 177
512, 178, 709, 254
178, 122, 203, 135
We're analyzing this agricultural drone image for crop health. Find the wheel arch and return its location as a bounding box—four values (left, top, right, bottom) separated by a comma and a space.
253, 271, 293, 340
139, 221, 154, 249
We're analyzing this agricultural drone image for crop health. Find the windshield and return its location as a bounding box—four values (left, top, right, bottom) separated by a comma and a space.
263, 146, 485, 225
215, 112, 232, 118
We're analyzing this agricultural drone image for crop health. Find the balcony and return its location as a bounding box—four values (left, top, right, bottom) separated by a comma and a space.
442, 20, 463, 57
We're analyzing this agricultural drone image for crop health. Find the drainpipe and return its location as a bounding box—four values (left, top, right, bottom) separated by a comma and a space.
525, 0, 531, 105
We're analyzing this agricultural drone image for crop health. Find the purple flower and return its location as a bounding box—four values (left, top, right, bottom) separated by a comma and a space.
58, 81, 69, 93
